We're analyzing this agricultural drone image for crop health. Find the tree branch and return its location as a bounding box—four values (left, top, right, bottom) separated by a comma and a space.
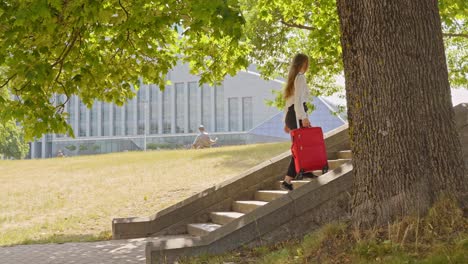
443, 33, 468, 38
49, 28, 81, 95
51, 29, 80, 68
119, 0, 129, 22
280, 19, 314, 30
0, 74, 17, 89
13, 80, 30, 98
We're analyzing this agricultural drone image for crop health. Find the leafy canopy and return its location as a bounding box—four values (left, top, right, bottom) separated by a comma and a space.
241, 0, 467, 109
0, 0, 466, 139
0, 0, 250, 139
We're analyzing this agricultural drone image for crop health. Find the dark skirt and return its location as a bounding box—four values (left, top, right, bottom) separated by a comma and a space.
285, 103, 308, 130
285, 103, 308, 177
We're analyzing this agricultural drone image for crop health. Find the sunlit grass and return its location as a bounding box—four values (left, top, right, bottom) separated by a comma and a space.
0, 142, 289, 246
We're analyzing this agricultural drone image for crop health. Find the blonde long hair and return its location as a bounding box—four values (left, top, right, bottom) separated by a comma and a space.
284, 53, 309, 99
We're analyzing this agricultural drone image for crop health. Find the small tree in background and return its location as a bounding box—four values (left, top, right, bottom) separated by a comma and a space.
0, 120, 29, 159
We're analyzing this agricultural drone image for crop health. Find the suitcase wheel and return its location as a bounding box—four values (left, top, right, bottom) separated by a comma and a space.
296, 170, 304, 180
322, 165, 329, 174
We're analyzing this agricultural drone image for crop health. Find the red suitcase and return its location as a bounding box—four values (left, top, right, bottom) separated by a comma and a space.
290, 127, 328, 179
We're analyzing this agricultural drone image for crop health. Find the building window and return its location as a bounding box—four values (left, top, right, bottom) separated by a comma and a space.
56, 94, 66, 138
79, 100, 87, 137
113, 105, 122, 136
175, 82, 185, 133
162, 87, 172, 134
202, 84, 211, 131
66, 97, 72, 126
188, 82, 198, 133
67, 96, 75, 137
90, 103, 99, 136
101, 103, 110, 136
125, 99, 135, 135
150, 85, 159, 134
137, 87, 146, 135
215, 84, 225, 132
242, 97, 253, 131
228, 97, 239, 132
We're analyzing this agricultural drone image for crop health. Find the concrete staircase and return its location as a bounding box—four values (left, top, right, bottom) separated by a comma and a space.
112, 124, 353, 263
183, 153, 351, 238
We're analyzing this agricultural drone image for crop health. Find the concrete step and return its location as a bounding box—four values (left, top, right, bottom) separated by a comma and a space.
187, 223, 222, 236
210, 212, 245, 225
312, 170, 324, 176
232, 200, 268, 213
255, 190, 288, 202
328, 159, 351, 170
337, 150, 352, 159
277, 180, 311, 189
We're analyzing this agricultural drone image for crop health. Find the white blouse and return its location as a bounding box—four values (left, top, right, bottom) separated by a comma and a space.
283, 73, 310, 123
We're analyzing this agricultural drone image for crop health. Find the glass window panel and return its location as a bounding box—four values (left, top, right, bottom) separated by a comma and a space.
228, 97, 239, 132
90, 103, 98, 136
150, 85, 159, 134
188, 82, 198, 133
175, 82, 185, 133
101, 103, 110, 136
125, 99, 135, 135
55, 95, 66, 138
162, 87, 172, 134
202, 85, 211, 131
242, 97, 253, 131
215, 84, 225, 132
113, 105, 122, 136
66, 96, 75, 137
137, 87, 146, 135
79, 100, 87, 137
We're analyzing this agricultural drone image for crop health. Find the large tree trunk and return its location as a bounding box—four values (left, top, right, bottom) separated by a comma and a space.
336, 0, 468, 226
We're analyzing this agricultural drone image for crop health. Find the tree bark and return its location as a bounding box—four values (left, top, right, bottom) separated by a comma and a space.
335, 0, 468, 226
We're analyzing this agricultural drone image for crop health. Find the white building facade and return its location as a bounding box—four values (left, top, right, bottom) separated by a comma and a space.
29, 63, 293, 158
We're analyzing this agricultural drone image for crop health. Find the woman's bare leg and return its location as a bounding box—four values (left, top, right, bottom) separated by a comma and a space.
283, 175, 294, 183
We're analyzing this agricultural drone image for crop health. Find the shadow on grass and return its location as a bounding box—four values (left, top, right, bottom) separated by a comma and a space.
3, 231, 112, 247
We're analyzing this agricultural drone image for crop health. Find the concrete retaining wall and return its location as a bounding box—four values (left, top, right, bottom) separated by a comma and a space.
147, 162, 353, 263
112, 124, 350, 239
144, 104, 468, 263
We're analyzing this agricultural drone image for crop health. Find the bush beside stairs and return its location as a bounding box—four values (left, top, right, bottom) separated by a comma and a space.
112, 124, 353, 263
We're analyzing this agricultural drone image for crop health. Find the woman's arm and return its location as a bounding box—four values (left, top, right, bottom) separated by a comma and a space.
293, 74, 309, 121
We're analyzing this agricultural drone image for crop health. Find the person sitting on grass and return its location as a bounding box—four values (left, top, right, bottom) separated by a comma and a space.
192, 125, 218, 149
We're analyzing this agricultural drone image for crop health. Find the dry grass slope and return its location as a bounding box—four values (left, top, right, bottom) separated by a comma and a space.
0, 142, 289, 246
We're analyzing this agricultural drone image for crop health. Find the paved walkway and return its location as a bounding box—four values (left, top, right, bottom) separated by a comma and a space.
0, 236, 188, 264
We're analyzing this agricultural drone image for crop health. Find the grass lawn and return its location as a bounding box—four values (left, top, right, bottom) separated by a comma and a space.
0, 142, 289, 246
